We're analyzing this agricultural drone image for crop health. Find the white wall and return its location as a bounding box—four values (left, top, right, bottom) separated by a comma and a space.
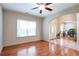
0, 5, 3, 53
43, 4, 79, 41
3, 9, 43, 47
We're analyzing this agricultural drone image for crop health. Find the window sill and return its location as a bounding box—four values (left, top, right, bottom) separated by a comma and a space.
16, 35, 36, 38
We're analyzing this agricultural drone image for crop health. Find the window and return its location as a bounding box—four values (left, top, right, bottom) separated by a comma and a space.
60, 24, 64, 33
52, 26, 54, 33
65, 22, 74, 31
17, 19, 36, 37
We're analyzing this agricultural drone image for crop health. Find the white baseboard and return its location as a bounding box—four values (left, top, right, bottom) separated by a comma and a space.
43, 39, 49, 42
4, 39, 41, 47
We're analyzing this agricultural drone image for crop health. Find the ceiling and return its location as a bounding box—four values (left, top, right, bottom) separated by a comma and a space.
1, 3, 78, 18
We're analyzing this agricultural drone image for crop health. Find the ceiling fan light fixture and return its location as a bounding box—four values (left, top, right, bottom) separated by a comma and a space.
31, 3, 53, 14
38, 5, 45, 10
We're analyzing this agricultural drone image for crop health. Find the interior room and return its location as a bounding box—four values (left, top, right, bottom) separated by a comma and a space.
0, 3, 79, 56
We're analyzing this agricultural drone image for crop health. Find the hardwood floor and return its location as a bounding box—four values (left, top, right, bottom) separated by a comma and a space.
0, 40, 79, 56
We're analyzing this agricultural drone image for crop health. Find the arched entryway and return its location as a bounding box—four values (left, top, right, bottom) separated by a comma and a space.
49, 13, 79, 51
49, 13, 76, 41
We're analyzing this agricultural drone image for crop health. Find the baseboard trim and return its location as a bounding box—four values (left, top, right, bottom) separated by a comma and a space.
43, 39, 49, 42
3, 39, 42, 48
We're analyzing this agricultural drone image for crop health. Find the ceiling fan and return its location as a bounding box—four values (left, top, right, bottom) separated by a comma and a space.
31, 3, 53, 14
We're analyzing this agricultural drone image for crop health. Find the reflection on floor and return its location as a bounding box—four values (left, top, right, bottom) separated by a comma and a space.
0, 40, 79, 56
50, 38, 79, 51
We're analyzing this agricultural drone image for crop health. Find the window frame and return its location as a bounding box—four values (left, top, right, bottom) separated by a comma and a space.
16, 19, 37, 38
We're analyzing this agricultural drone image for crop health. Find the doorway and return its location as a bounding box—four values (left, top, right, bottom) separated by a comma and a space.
49, 13, 77, 42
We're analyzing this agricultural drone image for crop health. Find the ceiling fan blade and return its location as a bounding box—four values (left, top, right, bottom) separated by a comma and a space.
45, 7, 52, 11
37, 3, 40, 5
40, 10, 42, 14
45, 3, 52, 6
37, 3, 44, 5
31, 7, 38, 10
